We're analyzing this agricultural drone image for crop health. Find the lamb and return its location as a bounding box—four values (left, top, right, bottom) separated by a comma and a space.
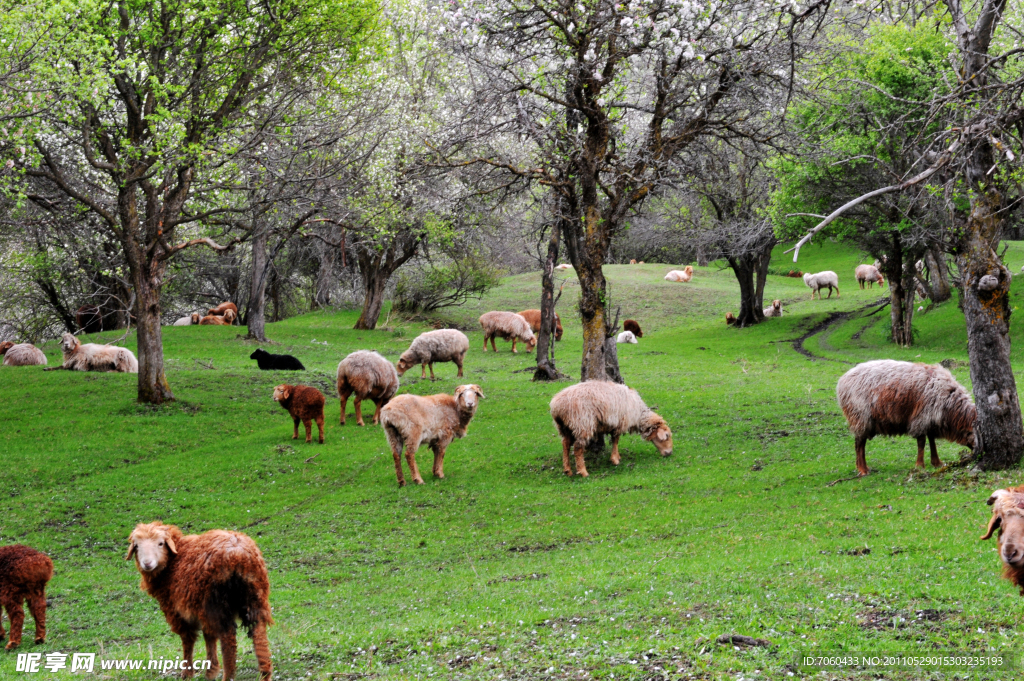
200, 309, 237, 325
126, 522, 273, 680
550, 381, 673, 477
623, 319, 643, 338
52, 333, 138, 373
725, 312, 737, 325
207, 302, 239, 318
836, 360, 976, 476
981, 486, 1024, 594
1, 343, 47, 366
396, 329, 469, 380
379, 384, 485, 487
517, 309, 563, 341
0, 545, 53, 650
336, 350, 399, 426
763, 300, 783, 317
629, 259, 637, 264
479, 311, 536, 353
616, 330, 638, 344
664, 266, 694, 282
855, 264, 885, 289
249, 348, 305, 371
173, 313, 202, 326
555, 263, 573, 271
802, 271, 840, 299
273, 384, 325, 443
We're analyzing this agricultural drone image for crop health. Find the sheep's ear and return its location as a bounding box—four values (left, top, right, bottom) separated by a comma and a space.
475, 387, 486, 399
981, 512, 1001, 540
125, 541, 137, 561
988, 489, 1009, 505
166, 536, 177, 554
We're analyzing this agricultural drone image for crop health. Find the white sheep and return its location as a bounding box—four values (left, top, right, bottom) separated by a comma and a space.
664, 266, 693, 282
52, 333, 138, 373
172, 313, 201, 326
396, 329, 469, 380
549, 381, 673, 477
616, 330, 638, 344
855, 264, 885, 289
555, 263, 573, 271
763, 299, 783, 317
0, 342, 47, 366
336, 350, 400, 426
379, 384, 485, 486
803, 271, 840, 299
479, 311, 536, 353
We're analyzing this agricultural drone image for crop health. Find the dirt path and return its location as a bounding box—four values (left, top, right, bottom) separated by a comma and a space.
792, 299, 887, 363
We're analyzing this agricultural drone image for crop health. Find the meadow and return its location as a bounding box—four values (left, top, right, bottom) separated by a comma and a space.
3, 241, 1024, 680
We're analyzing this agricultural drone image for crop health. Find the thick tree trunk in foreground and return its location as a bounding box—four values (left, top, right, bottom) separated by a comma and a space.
727, 236, 774, 327
534, 219, 564, 381
246, 227, 269, 341
133, 275, 173, 404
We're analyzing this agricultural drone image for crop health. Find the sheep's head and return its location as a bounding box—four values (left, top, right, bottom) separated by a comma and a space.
395, 352, 416, 376
554, 316, 564, 341
223, 309, 237, 324
523, 331, 537, 351
981, 487, 1024, 593
630, 259, 636, 264
943, 398, 977, 450
273, 385, 292, 402
641, 414, 673, 456
725, 313, 736, 325
684, 265, 693, 275
126, 521, 180, 574
771, 300, 782, 312
802, 273, 813, 285
191, 313, 200, 324
0, 341, 12, 355
60, 333, 80, 355
249, 348, 267, 361
454, 384, 485, 413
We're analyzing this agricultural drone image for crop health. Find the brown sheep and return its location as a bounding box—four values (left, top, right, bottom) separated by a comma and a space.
336, 350, 400, 426
0, 545, 53, 650
725, 312, 737, 325
629, 259, 637, 264
379, 385, 485, 487
836, 360, 976, 476
126, 522, 273, 680
199, 309, 237, 326
623, 319, 642, 338
273, 385, 325, 443
1, 342, 47, 366
982, 486, 1024, 594
479, 311, 536, 353
51, 333, 138, 373
517, 309, 563, 341
549, 381, 673, 477
396, 329, 469, 380
207, 302, 239, 317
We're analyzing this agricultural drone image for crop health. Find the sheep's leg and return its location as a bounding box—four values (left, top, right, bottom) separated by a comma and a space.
316, 414, 325, 444
179, 629, 198, 679
512, 338, 517, 353
561, 437, 573, 475
303, 418, 313, 443
834, 285, 840, 298
251, 621, 273, 680
456, 353, 465, 377
388, 432, 407, 487
338, 387, 351, 425
371, 399, 383, 425
490, 337, 498, 352
405, 442, 425, 485
929, 434, 942, 468
0, 600, 5, 642
2, 598, 23, 649
420, 362, 427, 379
203, 633, 220, 680
26, 591, 45, 644
428, 363, 436, 381
855, 436, 869, 476
573, 442, 589, 477
610, 434, 621, 465
221, 629, 237, 681
292, 417, 300, 440
483, 334, 490, 352
432, 442, 446, 479
915, 436, 927, 468
354, 396, 365, 426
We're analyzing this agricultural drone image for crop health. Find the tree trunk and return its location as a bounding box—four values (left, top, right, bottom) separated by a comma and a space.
925, 246, 951, 303
728, 258, 764, 327
355, 271, 388, 330
576, 257, 607, 381
313, 241, 336, 310
133, 274, 173, 404
883, 232, 914, 346
246, 226, 269, 341
534, 219, 565, 381
603, 336, 623, 383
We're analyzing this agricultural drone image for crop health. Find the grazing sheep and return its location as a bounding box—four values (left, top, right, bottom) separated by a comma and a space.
981, 486, 1024, 594
836, 360, 976, 476
272, 384, 325, 443
76, 305, 103, 334
249, 348, 305, 371
1, 343, 47, 367
623, 319, 643, 338
173, 312, 202, 326
549, 381, 673, 477
802, 271, 840, 299
54, 333, 137, 373
855, 264, 885, 289
763, 300, 783, 317
629, 259, 637, 264
0, 545, 53, 650
207, 302, 239, 318
616, 330, 638, 344
379, 385, 485, 486
126, 522, 273, 681
517, 309, 563, 341
555, 263, 573, 271
336, 350, 399, 426
664, 266, 694, 282
396, 329, 469, 380
479, 311, 536, 353
725, 312, 737, 325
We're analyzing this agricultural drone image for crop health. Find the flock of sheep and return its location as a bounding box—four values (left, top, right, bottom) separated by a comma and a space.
2, 263, 1022, 681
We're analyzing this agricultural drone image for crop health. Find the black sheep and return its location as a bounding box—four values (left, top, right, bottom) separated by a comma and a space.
250, 348, 305, 371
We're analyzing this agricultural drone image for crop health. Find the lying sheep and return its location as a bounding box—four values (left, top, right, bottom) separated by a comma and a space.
763, 300, 783, 317
379, 384, 485, 486
396, 329, 469, 380
836, 360, 976, 476
336, 350, 399, 426
0, 342, 47, 366
273, 384, 325, 443
803, 271, 840, 299
199, 309, 237, 325
249, 348, 305, 371
982, 486, 1024, 594
173, 313, 201, 326
616, 330, 638, 344
725, 312, 737, 325
555, 263, 573, 271
517, 309, 563, 341
479, 311, 536, 353
0, 544, 53, 650
629, 259, 637, 264
52, 333, 137, 373
855, 264, 885, 289
126, 522, 273, 680
623, 319, 643, 338
207, 302, 238, 318
549, 381, 673, 477
664, 266, 693, 282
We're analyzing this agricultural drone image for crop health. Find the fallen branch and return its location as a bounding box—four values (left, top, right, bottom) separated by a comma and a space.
826, 473, 865, 487
716, 634, 771, 648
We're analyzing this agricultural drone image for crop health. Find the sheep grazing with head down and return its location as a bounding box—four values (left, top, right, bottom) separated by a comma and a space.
549, 381, 673, 477
336, 350, 399, 426
981, 486, 1024, 594
517, 309, 563, 341
0, 544, 53, 650
273, 384, 325, 443
763, 300, 783, 318
664, 266, 693, 282
855, 264, 885, 289
396, 329, 469, 380
173, 312, 202, 326
623, 319, 643, 338
803, 271, 840, 299
126, 522, 273, 681
616, 330, 638, 344
54, 333, 137, 373
1, 342, 47, 366
479, 311, 536, 353
836, 360, 976, 476
379, 385, 485, 487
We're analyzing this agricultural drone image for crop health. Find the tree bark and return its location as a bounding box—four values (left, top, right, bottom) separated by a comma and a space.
313, 240, 336, 309
884, 232, 914, 347
534, 219, 565, 381
246, 226, 269, 341
353, 232, 421, 331
133, 273, 173, 404
355, 271, 388, 330
925, 246, 951, 303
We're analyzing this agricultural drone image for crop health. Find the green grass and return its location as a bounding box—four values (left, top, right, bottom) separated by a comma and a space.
2, 241, 1024, 680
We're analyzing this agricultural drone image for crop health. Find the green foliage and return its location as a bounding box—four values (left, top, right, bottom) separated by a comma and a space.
394, 254, 501, 312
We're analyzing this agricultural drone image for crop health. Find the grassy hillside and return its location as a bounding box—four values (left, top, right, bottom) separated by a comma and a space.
2, 241, 1023, 680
